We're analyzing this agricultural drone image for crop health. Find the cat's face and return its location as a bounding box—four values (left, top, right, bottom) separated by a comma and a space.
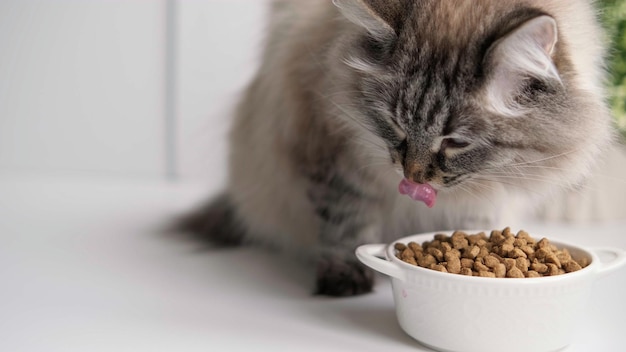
334, 0, 611, 197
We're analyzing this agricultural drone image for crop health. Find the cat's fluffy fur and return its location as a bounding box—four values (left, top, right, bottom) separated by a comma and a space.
180, 0, 614, 296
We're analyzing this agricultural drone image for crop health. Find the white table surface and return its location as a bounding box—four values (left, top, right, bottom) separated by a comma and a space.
1, 176, 625, 352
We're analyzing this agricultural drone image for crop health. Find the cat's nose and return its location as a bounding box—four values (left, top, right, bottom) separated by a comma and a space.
404, 163, 428, 184
410, 171, 428, 184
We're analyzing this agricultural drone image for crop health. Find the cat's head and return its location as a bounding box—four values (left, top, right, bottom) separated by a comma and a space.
330, 0, 613, 201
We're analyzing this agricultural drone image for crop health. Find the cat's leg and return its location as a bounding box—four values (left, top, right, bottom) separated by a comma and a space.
307, 172, 384, 296
314, 223, 379, 296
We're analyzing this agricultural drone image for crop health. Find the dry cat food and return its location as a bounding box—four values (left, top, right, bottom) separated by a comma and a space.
394, 228, 590, 278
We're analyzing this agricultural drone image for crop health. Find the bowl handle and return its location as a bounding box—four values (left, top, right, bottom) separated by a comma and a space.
590, 247, 626, 278
355, 244, 406, 281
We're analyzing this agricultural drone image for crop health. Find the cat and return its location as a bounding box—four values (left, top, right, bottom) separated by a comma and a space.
178, 0, 615, 296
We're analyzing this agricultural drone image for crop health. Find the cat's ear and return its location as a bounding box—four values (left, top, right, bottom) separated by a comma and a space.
333, 0, 404, 40
485, 15, 561, 116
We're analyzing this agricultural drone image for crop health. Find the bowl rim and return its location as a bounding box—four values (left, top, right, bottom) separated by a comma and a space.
386, 230, 598, 283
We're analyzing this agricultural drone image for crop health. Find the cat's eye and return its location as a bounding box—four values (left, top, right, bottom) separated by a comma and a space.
389, 138, 408, 163
441, 138, 470, 151
394, 139, 408, 157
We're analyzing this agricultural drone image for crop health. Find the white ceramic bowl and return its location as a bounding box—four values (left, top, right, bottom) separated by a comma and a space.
356, 231, 626, 352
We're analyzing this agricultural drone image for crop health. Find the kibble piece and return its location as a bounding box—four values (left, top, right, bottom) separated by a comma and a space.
401, 248, 415, 261
446, 257, 462, 274
447, 248, 461, 259
441, 242, 453, 254
520, 245, 535, 258
513, 238, 527, 247
477, 246, 490, 259
408, 242, 422, 253
460, 268, 474, 276
516, 230, 532, 242
504, 258, 516, 271
503, 236, 516, 245
556, 249, 572, 263
501, 243, 515, 255
479, 271, 496, 278
515, 257, 530, 274
463, 245, 480, 259
578, 256, 591, 268
444, 251, 457, 262
484, 255, 500, 268
535, 247, 550, 260
531, 261, 548, 274
461, 258, 474, 269
414, 250, 424, 260
526, 270, 541, 278
507, 267, 525, 278
427, 247, 444, 262
510, 248, 528, 259
546, 263, 560, 276
418, 254, 437, 268
451, 233, 469, 249
537, 238, 551, 249
544, 253, 562, 268
430, 264, 448, 273
489, 252, 504, 262
494, 263, 507, 278
489, 230, 505, 245
394, 243, 407, 251
434, 234, 448, 242
473, 259, 490, 272
467, 234, 481, 246
563, 260, 582, 273
404, 257, 418, 266
468, 232, 487, 244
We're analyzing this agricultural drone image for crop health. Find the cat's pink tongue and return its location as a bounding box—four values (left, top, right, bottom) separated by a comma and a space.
398, 179, 437, 208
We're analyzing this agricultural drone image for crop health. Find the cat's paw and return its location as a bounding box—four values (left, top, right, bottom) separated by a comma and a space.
315, 257, 374, 297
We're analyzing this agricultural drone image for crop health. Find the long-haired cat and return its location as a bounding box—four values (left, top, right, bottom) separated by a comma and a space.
178, 0, 614, 296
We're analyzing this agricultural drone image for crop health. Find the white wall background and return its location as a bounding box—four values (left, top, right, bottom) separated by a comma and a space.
176, 0, 267, 185
0, 0, 268, 184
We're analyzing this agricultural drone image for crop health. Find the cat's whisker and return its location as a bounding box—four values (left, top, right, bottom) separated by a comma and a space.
350, 137, 388, 155
484, 170, 564, 181
321, 111, 388, 152
480, 170, 612, 194
474, 173, 604, 199
472, 176, 548, 198
580, 174, 626, 184
480, 164, 600, 190
355, 160, 393, 173
510, 165, 626, 185
506, 164, 571, 172
454, 182, 500, 211
480, 173, 570, 189
325, 98, 377, 134
312, 90, 367, 102
458, 178, 503, 200
505, 149, 580, 168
